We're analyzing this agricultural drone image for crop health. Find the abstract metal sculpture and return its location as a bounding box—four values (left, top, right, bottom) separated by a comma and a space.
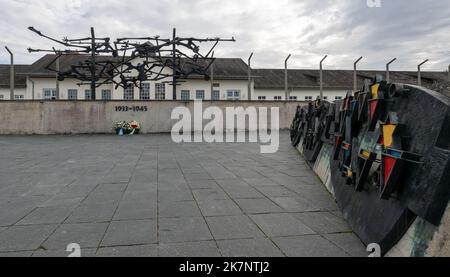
27, 27, 235, 100
290, 75, 450, 254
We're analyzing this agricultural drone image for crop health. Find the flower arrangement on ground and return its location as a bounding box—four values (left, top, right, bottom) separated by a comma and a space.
113, 120, 141, 135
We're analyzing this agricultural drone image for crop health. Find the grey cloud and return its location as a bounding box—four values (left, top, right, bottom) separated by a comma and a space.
0, 0, 449, 71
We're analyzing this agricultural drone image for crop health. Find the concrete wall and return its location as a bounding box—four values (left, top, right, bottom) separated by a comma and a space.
0, 100, 300, 135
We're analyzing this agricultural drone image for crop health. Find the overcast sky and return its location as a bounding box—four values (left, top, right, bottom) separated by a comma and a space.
0, 0, 449, 71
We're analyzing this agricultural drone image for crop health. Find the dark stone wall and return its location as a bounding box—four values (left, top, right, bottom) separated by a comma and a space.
290, 79, 450, 255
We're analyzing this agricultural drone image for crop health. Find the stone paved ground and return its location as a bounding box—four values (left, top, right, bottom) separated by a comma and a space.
0, 132, 366, 257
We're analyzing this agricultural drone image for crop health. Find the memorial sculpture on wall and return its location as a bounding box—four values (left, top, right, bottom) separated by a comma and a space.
290, 76, 450, 255
27, 27, 235, 100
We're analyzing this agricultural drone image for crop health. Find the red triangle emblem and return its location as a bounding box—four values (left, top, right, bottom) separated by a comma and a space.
370, 101, 378, 119
384, 156, 397, 186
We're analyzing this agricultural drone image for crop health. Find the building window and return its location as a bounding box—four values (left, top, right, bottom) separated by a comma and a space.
305, 96, 313, 101
289, 96, 298, 101
14, 95, 25, 100
212, 90, 220, 101
43, 88, 57, 100
85, 90, 92, 100
68, 89, 78, 100
140, 83, 150, 100
274, 96, 282, 101
0, 95, 4, 100
155, 83, 166, 100
196, 90, 205, 100
102, 90, 112, 100
335, 96, 343, 100
258, 96, 267, 100
181, 90, 190, 101
124, 85, 134, 100
227, 90, 241, 101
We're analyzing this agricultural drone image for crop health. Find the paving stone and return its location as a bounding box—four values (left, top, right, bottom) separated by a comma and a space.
242, 178, 280, 187
273, 235, 349, 257
294, 212, 352, 234
306, 198, 339, 211
324, 233, 367, 257
0, 251, 34, 257
0, 133, 364, 257
97, 244, 157, 257
17, 206, 74, 225
121, 191, 157, 203
42, 223, 108, 250
0, 225, 57, 252
270, 175, 311, 187
180, 166, 206, 174
250, 213, 316, 237
217, 238, 284, 257
101, 219, 157, 247
197, 199, 243, 217
206, 215, 265, 240
281, 169, 316, 178
159, 217, 213, 243
254, 186, 294, 197
0, 206, 36, 227
159, 241, 221, 257
126, 181, 158, 192
94, 183, 128, 193
65, 203, 118, 223
192, 188, 229, 202
187, 180, 220, 190
184, 173, 213, 181
270, 196, 319, 212
224, 167, 264, 179
220, 185, 264, 199
114, 201, 157, 221
235, 199, 284, 214
158, 190, 194, 203
82, 191, 124, 206
38, 196, 85, 208
201, 164, 237, 179
159, 201, 202, 218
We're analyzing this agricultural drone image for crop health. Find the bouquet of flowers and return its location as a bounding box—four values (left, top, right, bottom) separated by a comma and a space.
114, 120, 141, 135
129, 121, 141, 135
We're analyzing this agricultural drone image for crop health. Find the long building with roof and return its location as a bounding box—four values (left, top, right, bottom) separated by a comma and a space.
1, 54, 449, 101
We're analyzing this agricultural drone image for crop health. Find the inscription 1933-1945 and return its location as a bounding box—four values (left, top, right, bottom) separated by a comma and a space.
115, 106, 149, 112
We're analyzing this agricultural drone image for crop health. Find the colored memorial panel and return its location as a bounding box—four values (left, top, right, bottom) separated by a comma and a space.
290, 75, 450, 255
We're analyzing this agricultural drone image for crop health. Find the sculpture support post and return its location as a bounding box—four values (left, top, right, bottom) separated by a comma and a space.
56, 56, 60, 100
320, 55, 328, 101
248, 52, 254, 101
353, 56, 363, 91
210, 51, 215, 101
90, 27, 96, 100
418, 59, 429, 87
5, 46, 14, 100
285, 54, 292, 101
386, 58, 397, 83
172, 28, 177, 100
